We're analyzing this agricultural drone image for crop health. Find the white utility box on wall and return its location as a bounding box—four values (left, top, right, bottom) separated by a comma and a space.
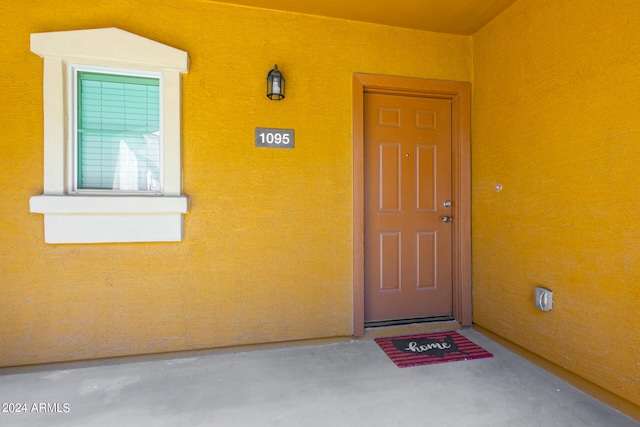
534, 287, 553, 312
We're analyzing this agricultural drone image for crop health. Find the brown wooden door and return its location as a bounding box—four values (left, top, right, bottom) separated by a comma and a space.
364, 93, 453, 323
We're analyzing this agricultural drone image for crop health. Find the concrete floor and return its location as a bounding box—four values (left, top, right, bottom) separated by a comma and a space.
0, 328, 638, 427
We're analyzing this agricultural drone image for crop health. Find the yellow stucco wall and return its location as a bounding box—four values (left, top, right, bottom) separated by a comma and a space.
0, 0, 471, 366
473, 0, 640, 406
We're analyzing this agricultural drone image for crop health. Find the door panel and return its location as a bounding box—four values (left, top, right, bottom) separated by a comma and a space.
379, 231, 401, 290
416, 231, 436, 289
364, 93, 453, 322
415, 145, 436, 211
379, 143, 401, 212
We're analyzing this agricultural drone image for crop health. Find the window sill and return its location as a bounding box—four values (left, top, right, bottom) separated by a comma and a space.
30, 194, 189, 244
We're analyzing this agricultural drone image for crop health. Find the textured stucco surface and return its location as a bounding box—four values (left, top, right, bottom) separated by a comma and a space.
0, 0, 471, 366
472, 0, 640, 407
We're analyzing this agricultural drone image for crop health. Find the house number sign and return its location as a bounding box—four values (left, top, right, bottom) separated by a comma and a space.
255, 128, 294, 148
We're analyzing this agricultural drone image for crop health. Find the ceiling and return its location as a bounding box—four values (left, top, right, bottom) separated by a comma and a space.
208, 0, 519, 35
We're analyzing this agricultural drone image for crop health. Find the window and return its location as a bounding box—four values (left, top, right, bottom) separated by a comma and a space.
75, 69, 162, 193
29, 28, 189, 244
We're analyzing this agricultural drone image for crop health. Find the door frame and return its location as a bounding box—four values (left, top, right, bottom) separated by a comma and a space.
353, 74, 472, 336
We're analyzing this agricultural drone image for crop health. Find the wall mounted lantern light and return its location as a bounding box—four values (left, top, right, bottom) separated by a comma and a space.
266, 64, 285, 100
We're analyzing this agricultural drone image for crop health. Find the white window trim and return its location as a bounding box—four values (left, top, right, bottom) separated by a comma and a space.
29, 28, 190, 244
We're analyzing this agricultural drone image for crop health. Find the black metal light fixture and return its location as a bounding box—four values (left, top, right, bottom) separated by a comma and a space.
266, 64, 285, 100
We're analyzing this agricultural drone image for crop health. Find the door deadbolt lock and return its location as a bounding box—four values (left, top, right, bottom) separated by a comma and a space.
440, 216, 453, 223
443, 200, 452, 207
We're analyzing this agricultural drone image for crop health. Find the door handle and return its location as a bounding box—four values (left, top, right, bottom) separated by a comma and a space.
440, 216, 453, 223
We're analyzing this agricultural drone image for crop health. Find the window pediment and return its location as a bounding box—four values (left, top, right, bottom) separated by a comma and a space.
31, 28, 188, 72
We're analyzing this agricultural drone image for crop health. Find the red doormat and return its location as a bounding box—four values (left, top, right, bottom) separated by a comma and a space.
375, 331, 493, 368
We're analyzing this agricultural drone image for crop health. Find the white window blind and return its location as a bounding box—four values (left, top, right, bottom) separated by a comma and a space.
77, 71, 161, 191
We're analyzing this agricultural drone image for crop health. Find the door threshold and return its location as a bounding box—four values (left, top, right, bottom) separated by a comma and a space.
362, 317, 460, 340
365, 315, 455, 329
